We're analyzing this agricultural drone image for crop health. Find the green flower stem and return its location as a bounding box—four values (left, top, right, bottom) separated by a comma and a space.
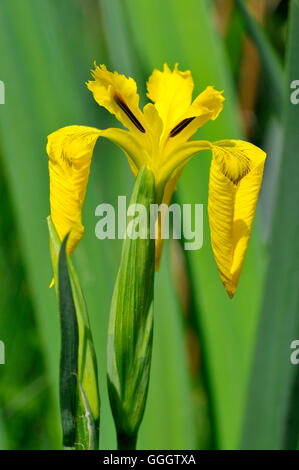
117, 433, 137, 451
107, 167, 156, 450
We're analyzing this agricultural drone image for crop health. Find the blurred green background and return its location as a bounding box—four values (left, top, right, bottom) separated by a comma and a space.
0, 0, 298, 450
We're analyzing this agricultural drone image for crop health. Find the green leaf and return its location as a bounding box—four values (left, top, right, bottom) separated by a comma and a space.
0, 415, 8, 450
107, 167, 155, 449
241, 0, 299, 450
68, 259, 100, 450
99, 0, 136, 76
58, 234, 79, 448
48, 218, 100, 450
235, 0, 284, 119
78, 381, 98, 451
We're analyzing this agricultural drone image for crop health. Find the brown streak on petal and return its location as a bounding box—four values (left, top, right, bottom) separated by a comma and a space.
114, 93, 145, 133
170, 117, 195, 137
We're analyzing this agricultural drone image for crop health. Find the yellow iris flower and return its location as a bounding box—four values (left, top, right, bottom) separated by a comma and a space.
47, 63, 266, 298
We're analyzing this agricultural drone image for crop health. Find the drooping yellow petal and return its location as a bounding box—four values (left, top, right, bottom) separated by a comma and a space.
47, 125, 101, 256
86, 63, 146, 135
47, 124, 145, 256
146, 63, 194, 134
208, 140, 266, 298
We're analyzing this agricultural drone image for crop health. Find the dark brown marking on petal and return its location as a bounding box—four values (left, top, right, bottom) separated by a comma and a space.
114, 94, 145, 133
221, 166, 251, 185
61, 149, 72, 167
170, 117, 195, 137
217, 149, 251, 185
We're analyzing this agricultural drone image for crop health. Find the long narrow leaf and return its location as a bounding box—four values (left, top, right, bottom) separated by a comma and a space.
241, 0, 299, 450
236, 0, 284, 119
48, 218, 100, 450
58, 235, 79, 447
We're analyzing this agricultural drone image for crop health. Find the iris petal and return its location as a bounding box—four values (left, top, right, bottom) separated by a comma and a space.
155, 166, 184, 271
47, 125, 101, 256
87, 63, 146, 134
166, 86, 225, 146
47, 125, 145, 255
208, 140, 266, 298
146, 63, 194, 134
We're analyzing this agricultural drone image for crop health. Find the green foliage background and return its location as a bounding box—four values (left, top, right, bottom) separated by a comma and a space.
0, 0, 298, 450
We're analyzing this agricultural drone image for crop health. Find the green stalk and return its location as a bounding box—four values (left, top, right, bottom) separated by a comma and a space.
107, 167, 156, 450
117, 433, 138, 451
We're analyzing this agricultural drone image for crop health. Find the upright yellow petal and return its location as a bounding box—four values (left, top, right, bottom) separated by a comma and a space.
146, 63, 224, 150
165, 86, 225, 147
142, 102, 163, 162
190, 86, 225, 120
86, 63, 146, 135
208, 140, 266, 298
146, 63, 194, 134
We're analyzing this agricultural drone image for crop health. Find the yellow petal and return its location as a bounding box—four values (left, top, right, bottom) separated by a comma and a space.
157, 140, 212, 189
47, 125, 101, 256
86, 63, 146, 135
155, 166, 183, 271
208, 140, 266, 298
190, 86, 225, 120
143, 102, 163, 161
146, 62, 223, 147
155, 140, 212, 271
146, 63, 194, 134
166, 86, 225, 145
101, 127, 150, 175
47, 125, 144, 256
